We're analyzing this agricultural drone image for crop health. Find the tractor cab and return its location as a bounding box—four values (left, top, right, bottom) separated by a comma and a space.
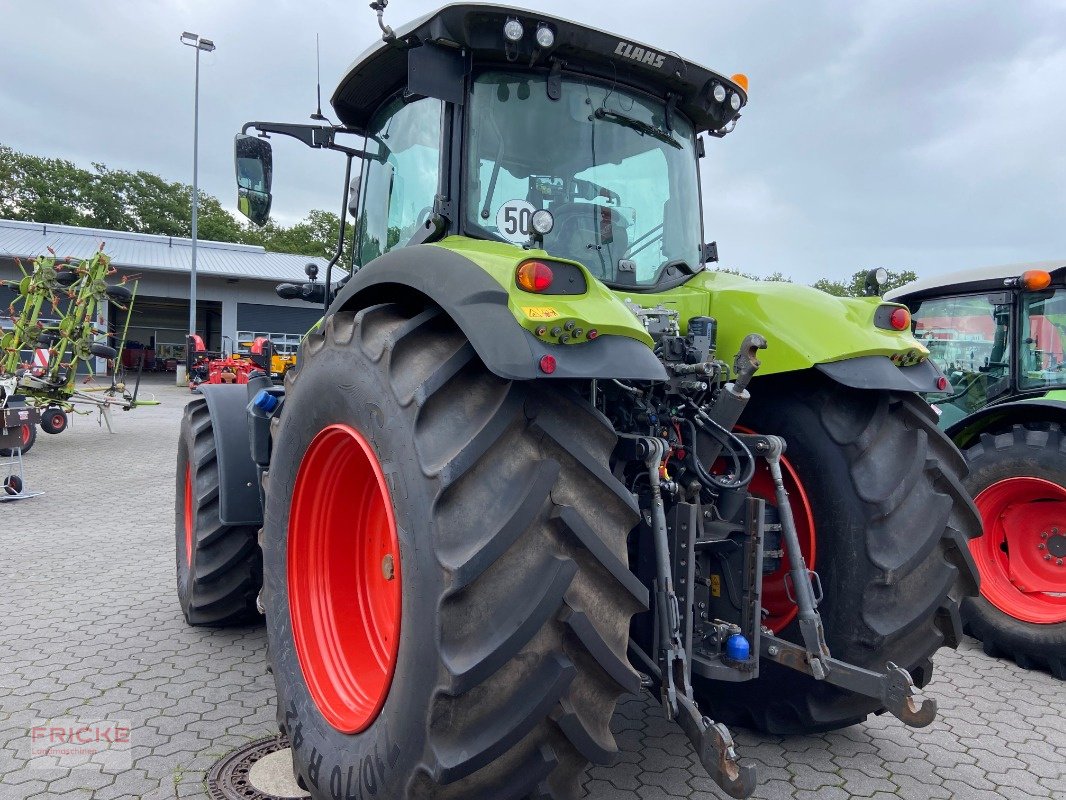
888, 262, 1066, 429
235, 3, 747, 294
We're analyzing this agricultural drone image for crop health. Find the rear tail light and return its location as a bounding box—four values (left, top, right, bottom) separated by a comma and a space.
538, 355, 556, 374
516, 260, 553, 292
874, 304, 912, 331
889, 307, 910, 331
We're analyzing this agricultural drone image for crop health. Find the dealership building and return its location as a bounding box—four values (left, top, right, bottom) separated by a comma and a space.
0, 219, 330, 368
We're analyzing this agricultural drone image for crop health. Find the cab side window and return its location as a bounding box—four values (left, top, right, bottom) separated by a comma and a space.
356, 97, 443, 265
1020, 289, 1066, 389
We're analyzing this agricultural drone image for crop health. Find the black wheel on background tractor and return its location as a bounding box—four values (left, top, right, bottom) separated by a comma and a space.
693, 376, 981, 734
175, 398, 262, 626
40, 407, 67, 435
0, 422, 36, 456
262, 303, 646, 800
959, 424, 1066, 679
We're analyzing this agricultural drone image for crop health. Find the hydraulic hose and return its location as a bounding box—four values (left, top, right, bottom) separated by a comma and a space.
683, 400, 756, 489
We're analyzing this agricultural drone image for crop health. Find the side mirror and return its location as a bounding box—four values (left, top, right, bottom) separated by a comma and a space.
234, 134, 273, 226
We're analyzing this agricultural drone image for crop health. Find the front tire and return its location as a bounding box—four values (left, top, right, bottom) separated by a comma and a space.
175, 398, 262, 626
693, 376, 981, 734
263, 304, 646, 800
960, 424, 1066, 679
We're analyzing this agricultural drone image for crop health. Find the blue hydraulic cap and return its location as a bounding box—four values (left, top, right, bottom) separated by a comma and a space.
726, 633, 750, 661
253, 390, 279, 413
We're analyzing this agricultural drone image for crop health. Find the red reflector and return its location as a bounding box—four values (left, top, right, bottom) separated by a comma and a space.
516, 260, 554, 292
539, 355, 557, 374
587, 329, 599, 340
889, 307, 910, 331
936, 376, 949, 392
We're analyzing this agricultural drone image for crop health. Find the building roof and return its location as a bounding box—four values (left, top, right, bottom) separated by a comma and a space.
0, 218, 331, 282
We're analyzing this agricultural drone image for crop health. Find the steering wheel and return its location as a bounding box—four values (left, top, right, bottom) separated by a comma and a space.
548, 203, 631, 275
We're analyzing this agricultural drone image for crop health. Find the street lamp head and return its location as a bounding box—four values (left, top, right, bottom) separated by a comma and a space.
180, 32, 215, 51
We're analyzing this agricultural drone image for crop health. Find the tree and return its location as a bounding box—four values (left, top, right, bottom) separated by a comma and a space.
0, 143, 338, 258
244, 209, 354, 268
0, 145, 93, 225
813, 268, 918, 297
716, 265, 920, 297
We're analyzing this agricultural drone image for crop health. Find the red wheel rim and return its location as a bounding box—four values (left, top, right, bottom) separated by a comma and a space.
21, 425, 30, 446
717, 426, 816, 633
972, 477, 1066, 624
288, 424, 402, 733
183, 463, 194, 566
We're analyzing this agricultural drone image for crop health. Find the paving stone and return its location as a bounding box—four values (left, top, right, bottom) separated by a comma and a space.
1, 377, 1064, 800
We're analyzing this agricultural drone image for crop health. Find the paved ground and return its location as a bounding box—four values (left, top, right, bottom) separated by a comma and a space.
1, 376, 1064, 800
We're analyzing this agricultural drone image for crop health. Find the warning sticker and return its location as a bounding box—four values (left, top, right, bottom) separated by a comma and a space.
522, 306, 559, 320
710, 574, 721, 598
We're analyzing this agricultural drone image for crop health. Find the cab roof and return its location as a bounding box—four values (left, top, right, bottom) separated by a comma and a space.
886, 260, 1066, 302
332, 2, 747, 135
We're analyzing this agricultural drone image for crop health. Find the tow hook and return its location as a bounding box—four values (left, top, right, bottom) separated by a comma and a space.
637, 434, 757, 798
675, 693, 756, 799
759, 634, 937, 728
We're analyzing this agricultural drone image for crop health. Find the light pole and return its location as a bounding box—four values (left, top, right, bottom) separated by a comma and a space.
180, 31, 215, 349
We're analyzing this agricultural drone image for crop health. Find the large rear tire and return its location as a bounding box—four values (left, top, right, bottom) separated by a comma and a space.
175, 398, 262, 626
262, 304, 646, 800
960, 424, 1066, 679
693, 376, 981, 734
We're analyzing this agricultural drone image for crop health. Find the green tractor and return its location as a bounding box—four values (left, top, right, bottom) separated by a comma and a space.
889, 263, 1066, 679
176, 4, 979, 798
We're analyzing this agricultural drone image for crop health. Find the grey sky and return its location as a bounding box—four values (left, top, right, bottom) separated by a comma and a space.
3, 0, 1065, 283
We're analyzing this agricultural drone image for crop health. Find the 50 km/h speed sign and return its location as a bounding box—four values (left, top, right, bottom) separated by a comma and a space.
495, 199, 536, 244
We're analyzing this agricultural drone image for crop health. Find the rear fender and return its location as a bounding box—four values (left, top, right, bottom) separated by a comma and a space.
629, 271, 945, 392
330, 242, 667, 381
196, 384, 262, 526
946, 398, 1066, 449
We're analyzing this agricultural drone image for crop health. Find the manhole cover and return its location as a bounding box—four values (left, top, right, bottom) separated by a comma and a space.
207, 735, 310, 799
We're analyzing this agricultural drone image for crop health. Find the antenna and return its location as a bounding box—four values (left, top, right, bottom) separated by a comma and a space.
370, 1, 396, 43
310, 33, 329, 122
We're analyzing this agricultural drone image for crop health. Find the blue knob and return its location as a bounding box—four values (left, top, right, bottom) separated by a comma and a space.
726, 633, 750, 661
253, 390, 278, 413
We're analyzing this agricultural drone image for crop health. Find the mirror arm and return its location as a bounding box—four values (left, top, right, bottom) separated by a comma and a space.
322, 154, 355, 314
241, 121, 373, 159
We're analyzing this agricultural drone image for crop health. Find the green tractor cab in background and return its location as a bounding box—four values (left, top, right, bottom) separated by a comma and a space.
176, 5, 980, 798
889, 263, 1066, 680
